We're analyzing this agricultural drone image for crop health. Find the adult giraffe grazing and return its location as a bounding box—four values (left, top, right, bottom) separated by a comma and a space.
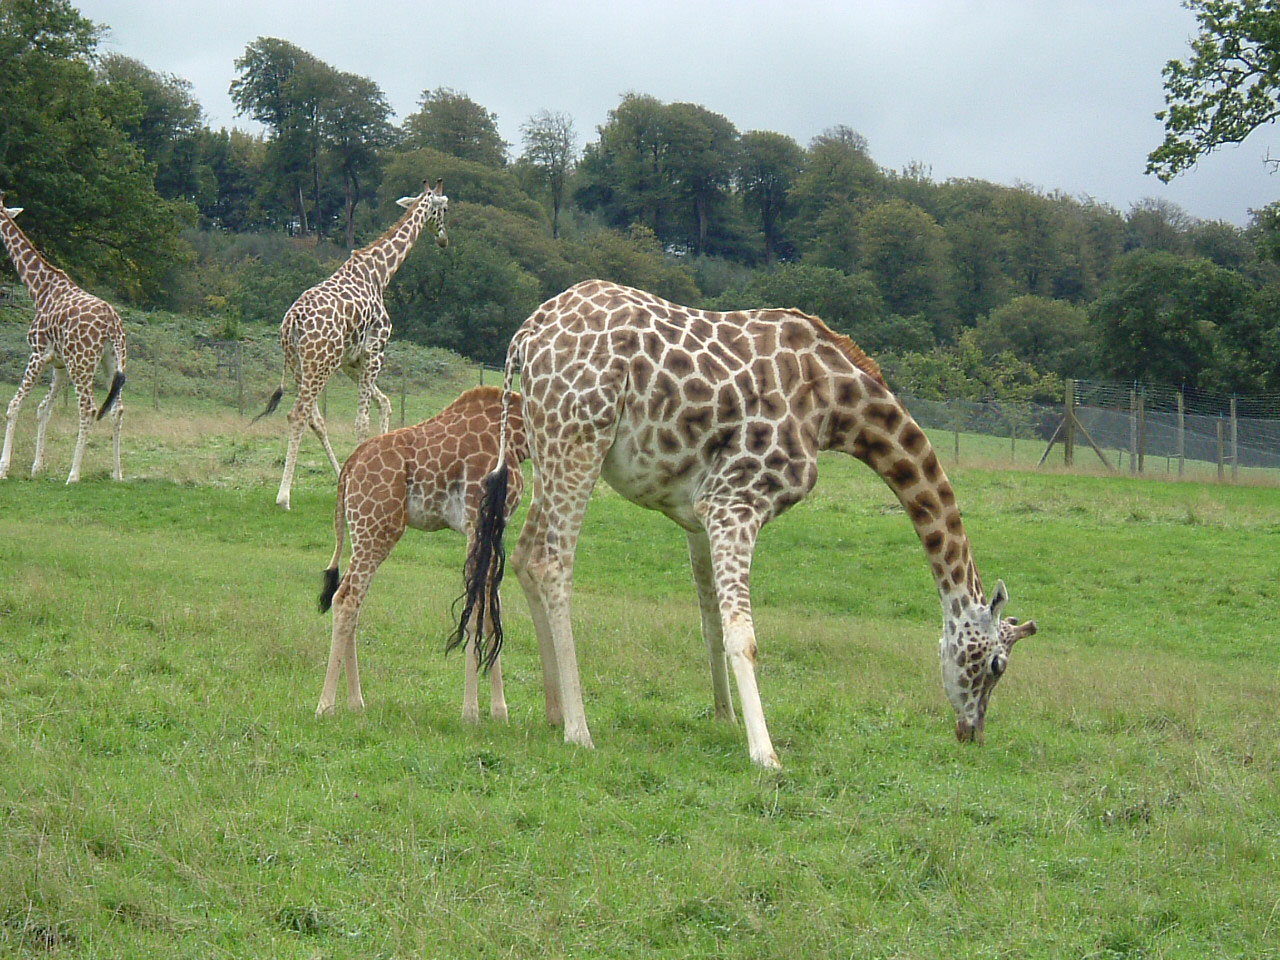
256, 179, 448, 510
314, 386, 529, 722
0, 195, 126, 484
460, 280, 1034, 769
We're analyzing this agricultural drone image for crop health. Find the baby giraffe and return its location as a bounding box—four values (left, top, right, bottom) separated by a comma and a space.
314, 386, 529, 721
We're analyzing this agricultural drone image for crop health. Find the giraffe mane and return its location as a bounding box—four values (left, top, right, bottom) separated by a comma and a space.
1, 212, 71, 281
787, 310, 887, 387
353, 194, 425, 256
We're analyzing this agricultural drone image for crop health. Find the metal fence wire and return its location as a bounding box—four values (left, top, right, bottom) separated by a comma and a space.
901, 379, 1280, 478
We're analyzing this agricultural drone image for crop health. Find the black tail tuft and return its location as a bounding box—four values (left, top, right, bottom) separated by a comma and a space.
252, 387, 284, 423
449, 465, 510, 671
319, 566, 340, 613
96, 371, 125, 421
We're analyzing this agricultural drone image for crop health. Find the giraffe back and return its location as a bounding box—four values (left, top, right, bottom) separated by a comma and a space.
514, 279, 889, 528
339, 387, 528, 535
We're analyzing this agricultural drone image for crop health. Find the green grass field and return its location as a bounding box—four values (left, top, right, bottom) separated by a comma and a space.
1, 390, 1279, 958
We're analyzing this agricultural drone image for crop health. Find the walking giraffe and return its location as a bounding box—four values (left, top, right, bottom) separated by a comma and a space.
460, 280, 1034, 769
315, 386, 530, 722
256, 179, 448, 510
0, 195, 126, 484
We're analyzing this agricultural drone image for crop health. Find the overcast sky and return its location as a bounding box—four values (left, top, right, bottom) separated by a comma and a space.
75, 0, 1277, 226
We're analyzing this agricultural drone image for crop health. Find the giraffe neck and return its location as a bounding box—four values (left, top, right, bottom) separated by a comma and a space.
821, 381, 985, 618
356, 198, 434, 288
0, 213, 71, 310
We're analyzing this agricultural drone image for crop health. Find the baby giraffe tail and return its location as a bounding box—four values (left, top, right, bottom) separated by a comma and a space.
319, 468, 348, 613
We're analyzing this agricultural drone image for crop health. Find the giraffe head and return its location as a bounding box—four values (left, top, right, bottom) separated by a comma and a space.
396, 178, 448, 247
939, 580, 1036, 743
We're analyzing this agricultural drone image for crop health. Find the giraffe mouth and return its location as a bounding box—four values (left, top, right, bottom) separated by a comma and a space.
955, 717, 985, 744
436, 230, 449, 248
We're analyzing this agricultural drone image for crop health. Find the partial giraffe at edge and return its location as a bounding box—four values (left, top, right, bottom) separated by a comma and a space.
314, 386, 530, 721
255, 179, 449, 511
459, 279, 1035, 768
0, 194, 126, 484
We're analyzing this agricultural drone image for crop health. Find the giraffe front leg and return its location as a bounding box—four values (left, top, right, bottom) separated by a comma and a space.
31, 367, 65, 478
688, 529, 736, 723
462, 634, 481, 724
307, 405, 341, 475
488, 654, 509, 723
702, 503, 780, 770
1, 349, 52, 479
479, 599, 509, 722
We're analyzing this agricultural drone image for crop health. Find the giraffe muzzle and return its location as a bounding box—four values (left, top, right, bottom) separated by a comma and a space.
955, 717, 985, 744
436, 230, 449, 249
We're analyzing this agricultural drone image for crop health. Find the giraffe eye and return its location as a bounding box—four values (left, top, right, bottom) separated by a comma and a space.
990, 653, 1007, 677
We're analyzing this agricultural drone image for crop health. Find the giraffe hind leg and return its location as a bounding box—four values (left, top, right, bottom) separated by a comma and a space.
688, 529, 737, 723
65, 372, 97, 484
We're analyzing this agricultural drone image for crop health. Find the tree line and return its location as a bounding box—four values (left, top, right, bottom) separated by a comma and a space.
4, 0, 1280, 401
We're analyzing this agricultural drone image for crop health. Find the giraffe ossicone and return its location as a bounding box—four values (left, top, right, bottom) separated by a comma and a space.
256, 178, 449, 510
459, 279, 1034, 768
314, 386, 530, 721
0, 194, 127, 484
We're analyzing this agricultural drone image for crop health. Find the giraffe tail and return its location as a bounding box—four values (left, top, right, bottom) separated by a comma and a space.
95, 371, 125, 421
448, 465, 509, 671
252, 386, 285, 423
319, 466, 348, 613
449, 335, 522, 669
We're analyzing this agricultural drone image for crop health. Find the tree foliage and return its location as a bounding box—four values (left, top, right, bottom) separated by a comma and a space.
0, 0, 192, 302
402, 88, 508, 167
520, 110, 576, 239
1148, 0, 1280, 180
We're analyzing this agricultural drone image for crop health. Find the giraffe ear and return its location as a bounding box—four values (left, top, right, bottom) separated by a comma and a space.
989, 579, 1008, 620
3, 206, 21, 218
395, 196, 415, 209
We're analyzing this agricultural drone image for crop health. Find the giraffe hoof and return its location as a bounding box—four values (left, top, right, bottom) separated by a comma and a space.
752, 750, 782, 770
315, 702, 335, 718
564, 727, 595, 749
491, 707, 509, 724
276, 496, 291, 511
461, 709, 481, 725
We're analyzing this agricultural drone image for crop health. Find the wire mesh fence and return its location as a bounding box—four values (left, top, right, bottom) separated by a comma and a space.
902, 378, 1280, 483
2, 302, 1277, 484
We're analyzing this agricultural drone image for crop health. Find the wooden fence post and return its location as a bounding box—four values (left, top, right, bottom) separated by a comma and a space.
1010, 417, 1016, 464
1217, 418, 1225, 482
1177, 390, 1185, 479
1128, 388, 1137, 474
1137, 389, 1146, 474
152, 345, 159, 410
1230, 396, 1238, 483
236, 340, 244, 417
1064, 379, 1076, 467
400, 364, 407, 428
